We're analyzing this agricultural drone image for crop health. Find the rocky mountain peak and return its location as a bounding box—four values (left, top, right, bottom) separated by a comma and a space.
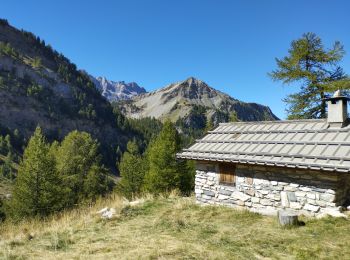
89, 75, 146, 102
122, 77, 278, 122
166, 77, 219, 100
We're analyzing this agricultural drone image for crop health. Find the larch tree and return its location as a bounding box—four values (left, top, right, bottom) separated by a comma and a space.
56, 130, 111, 206
10, 127, 63, 218
144, 121, 194, 194
270, 32, 348, 119
116, 140, 147, 199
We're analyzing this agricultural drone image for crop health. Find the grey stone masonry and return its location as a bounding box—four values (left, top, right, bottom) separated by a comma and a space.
195, 162, 350, 217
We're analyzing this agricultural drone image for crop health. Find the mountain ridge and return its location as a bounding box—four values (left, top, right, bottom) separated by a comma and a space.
117, 77, 278, 124
0, 18, 130, 165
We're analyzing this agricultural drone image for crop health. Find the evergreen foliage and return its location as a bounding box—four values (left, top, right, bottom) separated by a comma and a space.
229, 111, 239, 122
0, 198, 5, 222
56, 130, 112, 206
116, 140, 147, 199
270, 32, 349, 119
144, 121, 195, 194
9, 127, 63, 219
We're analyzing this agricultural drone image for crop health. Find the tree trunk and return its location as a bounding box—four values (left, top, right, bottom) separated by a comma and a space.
277, 210, 299, 226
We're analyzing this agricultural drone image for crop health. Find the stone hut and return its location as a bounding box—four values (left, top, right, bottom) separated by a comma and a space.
177, 91, 350, 217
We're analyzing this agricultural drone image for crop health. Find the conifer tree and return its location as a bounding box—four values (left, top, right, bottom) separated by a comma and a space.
56, 130, 110, 206
10, 127, 63, 218
117, 140, 147, 199
270, 32, 348, 119
144, 121, 194, 194
229, 111, 239, 122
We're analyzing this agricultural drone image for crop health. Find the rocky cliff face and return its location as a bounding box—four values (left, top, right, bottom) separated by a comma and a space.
90, 76, 146, 102
0, 19, 129, 162
118, 77, 278, 124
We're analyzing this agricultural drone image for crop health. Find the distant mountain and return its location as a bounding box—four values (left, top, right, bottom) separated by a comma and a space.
117, 77, 278, 126
90, 76, 146, 102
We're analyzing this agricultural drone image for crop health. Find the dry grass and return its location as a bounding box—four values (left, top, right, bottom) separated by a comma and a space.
0, 193, 349, 259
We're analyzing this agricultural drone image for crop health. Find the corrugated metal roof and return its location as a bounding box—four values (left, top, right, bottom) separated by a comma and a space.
177, 119, 350, 173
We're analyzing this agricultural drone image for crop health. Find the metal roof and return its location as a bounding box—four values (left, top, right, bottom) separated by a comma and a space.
177, 119, 350, 173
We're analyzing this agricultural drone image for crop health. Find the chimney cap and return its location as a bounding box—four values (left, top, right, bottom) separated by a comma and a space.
324, 90, 350, 102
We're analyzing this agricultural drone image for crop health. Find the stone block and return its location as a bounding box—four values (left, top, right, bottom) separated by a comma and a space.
320, 193, 335, 202
223, 186, 235, 192
207, 181, 215, 186
306, 193, 316, 200
266, 193, 275, 200
303, 204, 320, 213
284, 186, 297, 192
289, 202, 302, 209
218, 194, 230, 201
231, 191, 251, 202
307, 199, 317, 205
255, 192, 263, 198
287, 192, 297, 202
251, 197, 260, 203
245, 189, 255, 196
245, 201, 252, 207
295, 191, 306, 197
325, 189, 336, 195
236, 176, 245, 183
326, 202, 337, 207
203, 190, 215, 197
278, 182, 289, 186
290, 183, 300, 188
195, 188, 203, 194
315, 193, 320, 200
207, 172, 217, 177
272, 186, 283, 191
299, 187, 312, 192
260, 199, 273, 206
271, 181, 278, 186
236, 200, 245, 206
315, 200, 326, 207
319, 208, 346, 218
274, 194, 281, 201
260, 190, 269, 195
252, 203, 264, 208
219, 189, 232, 196
281, 191, 289, 208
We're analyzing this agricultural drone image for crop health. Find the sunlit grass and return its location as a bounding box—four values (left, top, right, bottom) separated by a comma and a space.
0, 193, 349, 259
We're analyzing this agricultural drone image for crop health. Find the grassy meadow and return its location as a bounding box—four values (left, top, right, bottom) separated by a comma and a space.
0, 194, 349, 259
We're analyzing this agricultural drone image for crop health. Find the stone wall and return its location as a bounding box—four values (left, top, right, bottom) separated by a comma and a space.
195, 162, 350, 216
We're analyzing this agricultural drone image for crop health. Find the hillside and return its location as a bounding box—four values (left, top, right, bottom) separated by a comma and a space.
90, 75, 146, 102
0, 19, 129, 163
117, 77, 278, 126
0, 195, 349, 259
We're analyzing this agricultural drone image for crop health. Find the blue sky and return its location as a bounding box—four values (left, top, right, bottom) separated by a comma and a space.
1, 0, 349, 119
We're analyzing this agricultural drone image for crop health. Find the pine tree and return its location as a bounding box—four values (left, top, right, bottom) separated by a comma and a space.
116, 140, 147, 199
9, 127, 63, 218
270, 32, 348, 119
144, 121, 194, 194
